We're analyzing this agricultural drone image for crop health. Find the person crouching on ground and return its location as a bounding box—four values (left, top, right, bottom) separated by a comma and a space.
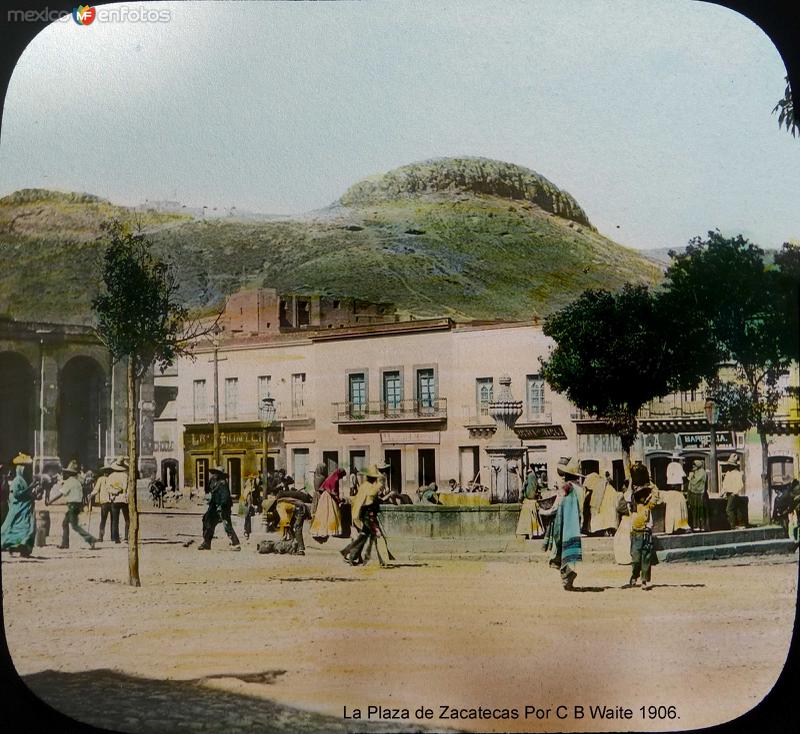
0, 453, 37, 557
541, 457, 584, 590
274, 482, 312, 555
623, 463, 661, 590
52, 460, 96, 550
198, 466, 240, 551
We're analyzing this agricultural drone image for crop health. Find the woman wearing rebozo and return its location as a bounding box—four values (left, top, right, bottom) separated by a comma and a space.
311, 467, 345, 543
1, 452, 37, 557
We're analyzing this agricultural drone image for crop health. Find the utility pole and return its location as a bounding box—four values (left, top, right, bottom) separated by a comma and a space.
213, 339, 220, 467
705, 398, 720, 494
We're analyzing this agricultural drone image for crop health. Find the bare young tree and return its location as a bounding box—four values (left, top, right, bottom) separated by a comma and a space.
92, 221, 218, 586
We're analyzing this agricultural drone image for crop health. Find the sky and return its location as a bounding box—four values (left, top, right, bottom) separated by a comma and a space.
0, 0, 798, 251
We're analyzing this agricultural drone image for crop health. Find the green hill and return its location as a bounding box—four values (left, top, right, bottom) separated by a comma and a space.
0, 158, 662, 324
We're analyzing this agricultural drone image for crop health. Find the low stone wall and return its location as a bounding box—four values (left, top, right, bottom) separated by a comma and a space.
380, 504, 521, 538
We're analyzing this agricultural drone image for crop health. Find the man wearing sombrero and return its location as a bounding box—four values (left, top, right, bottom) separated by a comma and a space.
541, 457, 584, 590
53, 460, 96, 550
198, 466, 240, 550
89, 463, 115, 542
107, 458, 130, 544
721, 454, 745, 529
341, 464, 387, 566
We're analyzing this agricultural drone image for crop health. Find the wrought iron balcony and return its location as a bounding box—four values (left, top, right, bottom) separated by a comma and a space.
570, 407, 603, 422
639, 396, 706, 420
332, 398, 447, 424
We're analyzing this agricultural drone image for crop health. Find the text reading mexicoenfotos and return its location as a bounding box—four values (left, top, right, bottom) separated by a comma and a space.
343, 705, 680, 721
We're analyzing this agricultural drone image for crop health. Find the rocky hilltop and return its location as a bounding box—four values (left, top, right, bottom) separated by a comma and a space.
0, 158, 662, 324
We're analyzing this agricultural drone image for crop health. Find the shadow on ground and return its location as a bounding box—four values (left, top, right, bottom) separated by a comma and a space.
23, 668, 454, 734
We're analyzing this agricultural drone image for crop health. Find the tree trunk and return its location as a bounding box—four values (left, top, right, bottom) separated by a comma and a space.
758, 424, 770, 525
621, 443, 632, 481
127, 358, 141, 587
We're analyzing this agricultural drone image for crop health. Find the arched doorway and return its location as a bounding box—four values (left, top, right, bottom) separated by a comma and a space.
0, 351, 35, 462
59, 356, 107, 471
161, 458, 179, 491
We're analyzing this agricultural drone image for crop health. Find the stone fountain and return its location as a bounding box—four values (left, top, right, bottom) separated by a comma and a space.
486, 375, 525, 503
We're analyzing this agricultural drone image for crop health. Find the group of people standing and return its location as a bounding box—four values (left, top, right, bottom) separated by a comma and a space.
540, 457, 668, 591
196, 461, 393, 567
1, 452, 132, 556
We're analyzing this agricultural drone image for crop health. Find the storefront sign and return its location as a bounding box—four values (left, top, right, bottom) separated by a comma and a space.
380, 431, 440, 445
678, 432, 735, 449
578, 433, 622, 454
185, 429, 264, 450
523, 425, 567, 440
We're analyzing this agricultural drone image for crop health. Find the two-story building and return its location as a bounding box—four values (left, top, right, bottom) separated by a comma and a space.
159, 289, 799, 523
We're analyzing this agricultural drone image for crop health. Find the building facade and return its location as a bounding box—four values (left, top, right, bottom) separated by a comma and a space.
163, 293, 799, 523
0, 317, 155, 475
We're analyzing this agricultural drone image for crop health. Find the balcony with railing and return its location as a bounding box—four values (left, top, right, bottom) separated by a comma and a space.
570, 407, 605, 422
332, 398, 447, 425
188, 405, 312, 427
638, 394, 707, 420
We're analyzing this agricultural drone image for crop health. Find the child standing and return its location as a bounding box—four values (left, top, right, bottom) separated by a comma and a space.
623, 465, 661, 590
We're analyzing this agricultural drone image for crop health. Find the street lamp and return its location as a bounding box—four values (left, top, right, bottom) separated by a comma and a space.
259, 395, 276, 489
704, 398, 720, 494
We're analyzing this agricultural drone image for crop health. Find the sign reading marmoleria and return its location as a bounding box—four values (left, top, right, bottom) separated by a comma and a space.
678, 431, 736, 449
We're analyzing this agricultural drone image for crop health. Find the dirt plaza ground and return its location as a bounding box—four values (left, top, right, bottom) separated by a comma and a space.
1, 508, 798, 733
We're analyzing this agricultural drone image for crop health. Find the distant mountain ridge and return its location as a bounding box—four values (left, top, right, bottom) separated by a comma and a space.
0, 158, 663, 325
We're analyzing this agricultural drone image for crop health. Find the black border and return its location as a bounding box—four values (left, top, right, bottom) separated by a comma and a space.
0, 2, 798, 733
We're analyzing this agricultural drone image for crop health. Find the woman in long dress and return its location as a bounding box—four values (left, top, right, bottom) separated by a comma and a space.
662, 489, 691, 534
515, 470, 542, 538
311, 468, 345, 543
589, 473, 621, 536
613, 483, 633, 566
0, 453, 36, 557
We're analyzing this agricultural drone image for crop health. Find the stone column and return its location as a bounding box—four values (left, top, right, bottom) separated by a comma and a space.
138, 366, 156, 478
39, 352, 61, 475
109, 359, 128, 461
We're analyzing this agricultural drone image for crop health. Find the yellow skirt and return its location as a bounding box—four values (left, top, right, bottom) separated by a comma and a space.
515, 499, 541, 537
310, 492, 341, 541
276, 501, 295, 533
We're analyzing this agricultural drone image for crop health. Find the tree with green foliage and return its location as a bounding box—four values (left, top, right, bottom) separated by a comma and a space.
773, 76, 798, 138
541, 284, 709, 476
662, 232, 799, 522
92, 221, 203, 586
